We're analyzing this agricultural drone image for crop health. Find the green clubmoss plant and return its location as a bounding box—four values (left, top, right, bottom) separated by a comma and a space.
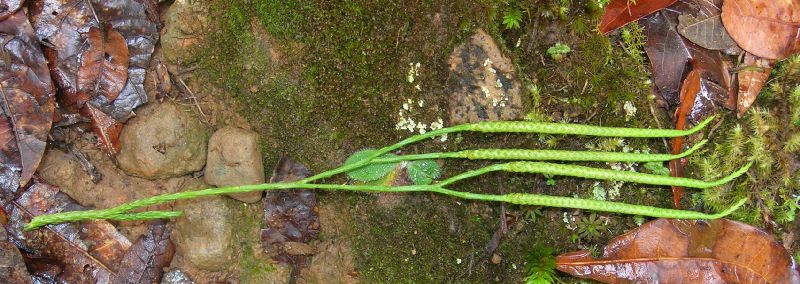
26, 116, 750, 230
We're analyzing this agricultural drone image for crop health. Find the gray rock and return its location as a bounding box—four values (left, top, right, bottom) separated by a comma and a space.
117, 102, 207, 180
447, 29, 523, 124
160, 269, 195, 284
160, 0, 210, 65
204, 127, 265, 203
173, 194, 234, 271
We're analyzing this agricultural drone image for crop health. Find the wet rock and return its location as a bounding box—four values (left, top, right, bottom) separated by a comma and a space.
204, 127, 265, 203
160, 0, 210, 64
447, 29, 523, 124
173, 193, 234, 272
117, 102, 207, 180
161, 269, 195, 284
300, 240, 358, 284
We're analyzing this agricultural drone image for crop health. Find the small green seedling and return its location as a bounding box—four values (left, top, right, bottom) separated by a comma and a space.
26, 116, 750, 230
547, 43, 571, 61
502, 9, 523, 30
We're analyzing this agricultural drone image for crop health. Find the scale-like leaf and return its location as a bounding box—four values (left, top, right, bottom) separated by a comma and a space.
344, 149, 399, 182
556, 218, 800, 283
407, 160, 441, 185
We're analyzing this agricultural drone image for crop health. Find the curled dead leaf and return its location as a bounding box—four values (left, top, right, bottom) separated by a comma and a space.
77, 26, 129, 102
557, 218, 800, 283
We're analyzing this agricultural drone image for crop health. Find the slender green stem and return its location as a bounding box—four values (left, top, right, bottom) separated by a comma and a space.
373, 140, 708, 164
24, 118, 734, 231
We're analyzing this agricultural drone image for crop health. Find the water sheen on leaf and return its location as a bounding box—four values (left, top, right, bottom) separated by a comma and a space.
407, 160, 441, 185
556, 218, 800, 283
344, 149, 399, 182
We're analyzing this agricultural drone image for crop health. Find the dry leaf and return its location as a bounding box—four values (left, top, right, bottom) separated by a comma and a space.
737, 53, 773, 117
721, 0, 800, 60
557, 218, 800, 283
112, 221, 175, 284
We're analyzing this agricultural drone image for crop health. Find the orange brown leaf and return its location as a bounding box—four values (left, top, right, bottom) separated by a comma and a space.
556, 218, 800, 283
721, 0, 800, 60
737, 53, 773, 117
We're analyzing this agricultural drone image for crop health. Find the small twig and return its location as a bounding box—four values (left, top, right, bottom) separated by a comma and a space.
176, 78, 208, 120
67, 143, 102, 184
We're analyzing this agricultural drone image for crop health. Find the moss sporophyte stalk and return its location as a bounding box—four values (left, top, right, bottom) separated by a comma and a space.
25, 116, 751, 230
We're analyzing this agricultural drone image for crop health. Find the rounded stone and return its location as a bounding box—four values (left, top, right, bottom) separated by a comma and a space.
173, 194, 234, 272
204, 127, 265, 203
117, 102, 207, 180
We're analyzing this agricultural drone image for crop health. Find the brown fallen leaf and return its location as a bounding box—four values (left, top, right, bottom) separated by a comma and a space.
82, 103, 124, 155
599, 0, 678, 34
2, 178, 130, 283
721, 0, 800, 60
0, 10, 55, 187
2, 178, 175, 283
677, 0, 740, 53
556, 218, 800, 283
737, 53, 773, 117
262, 156, 320, 276
77, 26, 130, 102
112, 221, 175, 284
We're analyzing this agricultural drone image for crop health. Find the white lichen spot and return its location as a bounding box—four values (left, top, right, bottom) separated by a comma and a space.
483, 59, 493, 67
623, 101, 637, 121
592, 182, 606, 201
515, 38, 522, 48
496, 78, 503, 88
481, 85, 491, 97
439, 133, 448, 142
415, 84, 421, 91
418, 99, 424, 107
407, 62, 421, 83
456, 258, 462, 265
402, 103, 409, 110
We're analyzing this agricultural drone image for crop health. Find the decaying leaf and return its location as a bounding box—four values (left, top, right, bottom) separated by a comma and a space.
2, 179, 174, 283
677, 0, 739, 53
30, 0, 159, 120
112, 221, 175, 284
644, 5, 733, 117
82, 103, 124, 155
721, 0, 800, 60
737, 53, 773, 117
599, 0, 678, 34
77, 26, 129, 102
262, 156, 320, 270
556, 218, 800, 283
0, 10, 55, 187
0, 0, 22, 21
1, 179, 130, 283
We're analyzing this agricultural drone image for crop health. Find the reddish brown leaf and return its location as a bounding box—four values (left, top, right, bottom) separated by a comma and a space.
600, 0, 678, 34
262, 156, 320, 269
1, 178, 130, 283
112, 221, 175, 284
721, 0, 800, 60
82, 102, 124, 155
556, 219, 800, 283
644, 10, 691, 104
669, 70, 701, 208
0, 0, 23, 21
77, 26, 129, 102
0, 10, 55, 187
737, 53, 773, 117
30, 0, 159, 121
